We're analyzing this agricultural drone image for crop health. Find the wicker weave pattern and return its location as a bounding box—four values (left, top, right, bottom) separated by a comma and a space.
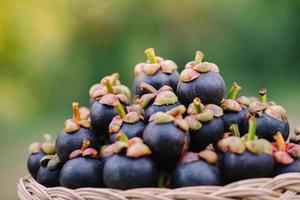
18, 173, 300, 200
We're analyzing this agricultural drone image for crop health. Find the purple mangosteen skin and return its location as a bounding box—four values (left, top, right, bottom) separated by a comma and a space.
37, 165, 62, 187
90, 101, 122, 134
60, 157, 104, 189
55, 128, 100, 163
273, 158, 300, 176
223, 107, 248, 133
134, 71, 179, 96
223, 151, 274, 183
177, 71, 226, 106
243, 113, 290, 142
103, 155, 158, 189
144, 102, 181, 122
143, 122, 189, 170
189, 117, 224, 152
27, 151, 46, 180
171, 160, 223, 188
109, 120, 146, 143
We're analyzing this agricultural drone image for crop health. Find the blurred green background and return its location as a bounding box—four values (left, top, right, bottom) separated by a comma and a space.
1, 0, 300, 199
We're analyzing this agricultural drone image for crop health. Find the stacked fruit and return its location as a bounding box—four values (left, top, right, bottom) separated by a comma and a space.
27, 48, 300, 189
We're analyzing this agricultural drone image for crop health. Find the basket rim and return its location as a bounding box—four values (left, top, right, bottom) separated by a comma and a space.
18, 173, 300, 200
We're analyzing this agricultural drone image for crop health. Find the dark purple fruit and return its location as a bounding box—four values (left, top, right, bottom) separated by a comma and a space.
90, 79, 129, 134
27, 134, 55, 179
37, 155, 62, 187
177, 51, 225, 106
138, 83, 181, 121
218, 117, 274, 183
133, 48, 179, 96
143, 106, 189, 170
56, 102, 99, 163
185, 99, 224, 152
221, 82, 250, 133
109, 109, 145, 143
273, 133, 300, 176
59, 140, 104, 189
171, 151, 222, 188
243, 89, 289, 142
103, 135, 158, 189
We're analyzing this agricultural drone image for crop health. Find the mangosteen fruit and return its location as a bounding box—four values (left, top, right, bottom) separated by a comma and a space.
56, 102, 99, 163
273, 132, 300, 175
143, 105, 189, 170
133, 48, 179, 96
27, 134, 56, 180
218, 117, 274, 183
103, 133, 159, 189
177, 51, 226, 106
138, 83, 181, 121
37, 154, 62, 187
185, 98, 224, 152
109, 104, 145, 143
221, 82, 249, 133
171, 150, 223, 188
290, 125, 300, 144
243, 88, 290, 141
90, 79, 129, 134
60, 139, 104, 189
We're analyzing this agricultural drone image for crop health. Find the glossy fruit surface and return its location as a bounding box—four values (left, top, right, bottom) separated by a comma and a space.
27, 151, 45, 179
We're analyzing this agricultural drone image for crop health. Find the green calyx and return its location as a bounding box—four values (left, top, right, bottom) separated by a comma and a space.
198, 149, 218, 164
227, 82, 242, 99
221, 99, 243, 112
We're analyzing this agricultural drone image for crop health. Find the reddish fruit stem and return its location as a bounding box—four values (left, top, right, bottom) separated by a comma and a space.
274, 132, 286, 152
72, 102, 80, 122
81, 139, 90, 151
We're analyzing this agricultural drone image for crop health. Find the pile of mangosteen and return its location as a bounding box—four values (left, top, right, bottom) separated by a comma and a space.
27, 48, 300, 189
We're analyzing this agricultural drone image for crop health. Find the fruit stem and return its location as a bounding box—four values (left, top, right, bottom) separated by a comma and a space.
43, 134, 52, 143
140, 82, 157, 94
144, 48, 157, 64
81, 139, 90, 151
229, 124, 240, 137
72, 102, 80, 122
114, 102, 126, 118
247, 116, 257, 141
193, 98, 202, 113
110, 73, 120, 86
259, 88, 268, 103
103, 79, 115, 94
228, 82, 242, 99
194, 51, 204, 65
274, 132, 286, 152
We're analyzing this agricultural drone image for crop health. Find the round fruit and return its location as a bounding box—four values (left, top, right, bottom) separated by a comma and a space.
177, 51, 225, 106
59, 139, 104, 189
185, 98, 224, 152
37, 155, 62, 187
133, 48, 179, 96
171, 151, 222, 188
56, 102, 99, 163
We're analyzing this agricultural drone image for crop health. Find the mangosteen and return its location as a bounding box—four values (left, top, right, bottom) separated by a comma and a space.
218, 116, 274, 183
27, 134, 56, 180
143, 105, 189, 170
177, 51, 226, 106
56, 102, 100, 163
243, 88, 290, 141
273, 132, 300, 175
89, 73, 131, 106
185, 98, 224, 152
60, 139, 104, 189
109, 104, 145, 143
37, 154, 62, 187
138, 83, 181, 121
103, 133, 159, 189
171, 150, 223, 188
221, 82, 249, 133
133, 48, 179, 96
90, 78, 129, 134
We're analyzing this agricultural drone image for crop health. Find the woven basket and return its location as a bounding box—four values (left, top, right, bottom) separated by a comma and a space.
18, 173, 300, 200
